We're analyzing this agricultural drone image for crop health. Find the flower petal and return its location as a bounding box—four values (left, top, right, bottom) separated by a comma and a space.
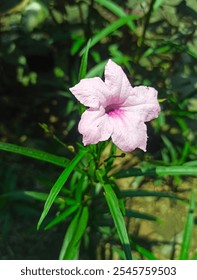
109, 110, 148, 152
69, 77, 108, 108
125, 86, 160, 122
78, 107, 112, 145
104, 59, 132, 105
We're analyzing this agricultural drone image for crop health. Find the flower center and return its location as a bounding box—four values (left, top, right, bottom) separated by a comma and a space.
105, 104, 123, 118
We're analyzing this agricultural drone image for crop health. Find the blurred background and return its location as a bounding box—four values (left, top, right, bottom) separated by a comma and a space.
0, 0, 196, 259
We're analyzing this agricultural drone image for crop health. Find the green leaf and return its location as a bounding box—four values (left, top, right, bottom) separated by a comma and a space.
25, 191, 76, 205
125, 209, 159, 222
24, 191, 59, 203
112, 166, 197, 179
0, 190, 62, 206
59, 206, 89, 260
112, 246, 126, 260
153, 0, 166, 10
78, 39, 91, 80
0, 142, 68, 168
86, 60, 107, 78
95, 0, 136, 31
161, 135, 178, 163
80, 15, 138, 55
44, 204, 80, 230
134, 244, 158, 260
103, 183, 132, 260
120, 190, 185, 202
37, 148, 86, 229
183, 161, 197, 167
59, 209, 80, 260
179, 192, 195, 260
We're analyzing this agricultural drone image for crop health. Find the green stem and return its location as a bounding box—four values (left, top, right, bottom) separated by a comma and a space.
135, 0, 156, 62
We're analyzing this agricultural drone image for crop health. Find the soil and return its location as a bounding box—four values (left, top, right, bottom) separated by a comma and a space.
114, 164, 197, 259
105, 148, 197, 260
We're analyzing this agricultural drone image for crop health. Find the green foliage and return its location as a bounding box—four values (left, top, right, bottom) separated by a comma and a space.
95, 0, 137, 31
80, 15, 138, 55
134, 244, 158, 260
59, 206, 89, 260
0, 142, 69, 167
0, 0, 196, 260
179, 192, 195, 260
79, 39, 92, 80
102, 183, 132, 260
37, 148, 86, 229
112, 165, 197, 178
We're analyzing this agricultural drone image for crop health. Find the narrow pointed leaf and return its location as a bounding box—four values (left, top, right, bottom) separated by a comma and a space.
45, 204, 79, 230
120, 190, 185, 202
59, 206, 89, 260
80, 15, 138, 55
95, 0, 136, 31
86, 61, 107, 78
59, 209, 80, 260
112, 166, 197, 179
180, 192, 195, 260
0, 142, 68, 167
125, 209, 159, 222
103, 183, 132, 260
37, 148, 86, 229
79, 39, 91, 80
135, 244, 158, 260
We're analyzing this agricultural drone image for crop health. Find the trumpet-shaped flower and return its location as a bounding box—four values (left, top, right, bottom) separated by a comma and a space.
69, 59, 160, 152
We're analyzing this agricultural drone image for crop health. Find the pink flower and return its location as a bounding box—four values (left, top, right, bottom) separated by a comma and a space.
69, 59, 160, 152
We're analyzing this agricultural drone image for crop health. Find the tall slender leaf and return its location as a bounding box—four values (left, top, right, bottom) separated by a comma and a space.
125, 209, 159, 222
135, 244, 158, 260
80, 15, 138, 55
103, 183, 132, 260
95, 0, 136, 31
0, 142, 68, 167
45, 204, 79, 230
180, 192, 195, 260
86, 60, 107, 78
120, 190, 185, 202
24, 191, 61, 203
79, 39, 91, 80
161, 135, 178, 163
59, 206, 89, 260
37, 148, 86, 229
112, 166, 197, 179
59, 210, 80, 260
